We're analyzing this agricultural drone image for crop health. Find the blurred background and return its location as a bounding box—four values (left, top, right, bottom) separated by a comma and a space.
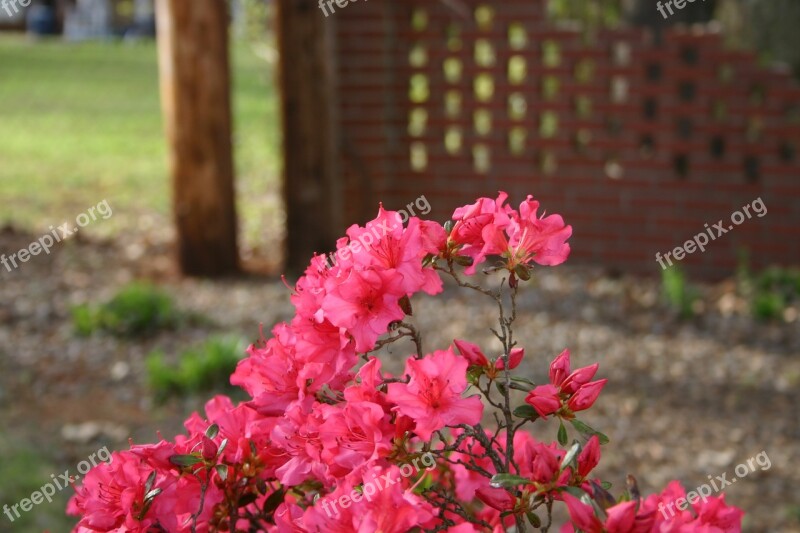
0, 0, 798, 531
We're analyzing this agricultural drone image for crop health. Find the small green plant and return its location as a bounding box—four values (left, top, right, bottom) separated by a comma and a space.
146, 336, 246, 403
0, 442, 77, 532
661, 265, 700, 319
751, 266, 800, 320
72, 283, 180, 337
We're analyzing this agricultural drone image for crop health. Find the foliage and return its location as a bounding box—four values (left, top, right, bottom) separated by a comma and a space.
750, 266, 800, 321
0, 440, 76, 532
661, 265, 699, 319
146, 336, 246, 403
72, 283, 180, 337
66, 193, 743, 532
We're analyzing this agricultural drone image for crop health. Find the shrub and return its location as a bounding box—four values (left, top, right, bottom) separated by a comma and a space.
661, 264, 699, 319
71, 283, 180, 337
67, 193, 743, 532
146, 336, 245, 403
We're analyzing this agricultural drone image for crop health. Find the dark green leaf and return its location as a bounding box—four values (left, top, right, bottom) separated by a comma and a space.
514, 264, 531, 281
513, 404, 539, 420
526, 511, 542, 528
238, 491, 259, 507
144, 488, 162, 502
557, 421, 568, 446
591, 480, 617, 510
510, 376, 537, 389
215, 464, 228, 481
169, 454, 203, 467
262, 489, 285, 515
398, 295, 413, 316
569, 418, 610, 445
454, 255, 474, 267
205, 424, 220, 439
490, 473, 533, 489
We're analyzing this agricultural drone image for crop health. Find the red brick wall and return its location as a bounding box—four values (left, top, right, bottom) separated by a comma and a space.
333, 1, 800, 278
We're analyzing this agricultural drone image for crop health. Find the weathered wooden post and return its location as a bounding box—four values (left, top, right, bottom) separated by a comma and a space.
277, 0, 343, 274
156, 0, 239, 276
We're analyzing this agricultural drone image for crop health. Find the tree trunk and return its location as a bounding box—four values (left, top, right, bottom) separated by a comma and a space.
277, 0, 342, 275
156, 0, 239, 276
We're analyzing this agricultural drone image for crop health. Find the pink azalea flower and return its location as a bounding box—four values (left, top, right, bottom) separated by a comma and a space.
319, 400, 392, 479
230, 324, 303, 416
469, 194, 571, 275
562, 492, 603, 533
321, 268, 407, 352
387, 348, 484, 439
347, 207, 443, 296
271, 400, 327, 486
450, 191, 512, 274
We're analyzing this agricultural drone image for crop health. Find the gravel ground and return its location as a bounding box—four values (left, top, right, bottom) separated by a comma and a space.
0, 225, 798, 531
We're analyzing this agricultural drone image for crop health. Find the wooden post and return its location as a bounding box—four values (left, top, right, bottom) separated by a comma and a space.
156, 0, 239, 276
277, 0, 343, 275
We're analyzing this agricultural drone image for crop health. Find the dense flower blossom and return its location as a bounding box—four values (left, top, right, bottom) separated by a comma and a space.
386, 348, 484, 440
67, 195, 743, 533
482, 195, 572, 269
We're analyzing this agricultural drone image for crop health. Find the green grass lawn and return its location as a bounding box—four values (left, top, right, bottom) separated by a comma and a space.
0, 35, 280, 246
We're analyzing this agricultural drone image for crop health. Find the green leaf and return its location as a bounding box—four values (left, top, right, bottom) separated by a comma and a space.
495, 381, 509, 396
215, 464, 229, 481
510, 376, 537, 389
169, 454, 203, 467
398, 295, 413, 316
526, 511, 542, 528
238, 492, 259, 507
569, 418, 610, 445
144, 470, 157, 494
591, 480, 617, 510
513, 404, 539, 420
205, 424, 220, 439
144, 487, 162, 502
514, 264, 531, 281
601, 481, 612, 490
218, 438, 229, 456
557, 421, 568, 446
263, 488, 286, 515
454, 255, 474, 267
490, 473, 533, 489
560, 441, 581, 471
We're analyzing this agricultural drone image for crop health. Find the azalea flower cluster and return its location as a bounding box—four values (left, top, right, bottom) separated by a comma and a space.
67, 192, 744, 532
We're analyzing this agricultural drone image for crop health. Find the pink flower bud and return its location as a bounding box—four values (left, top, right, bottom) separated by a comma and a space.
567, 379, 607, 413
496, 347, 524, 370
549, 349, 571, 386
524, 384, 562, 419
453, 339, 489, 367
561, 363, 599, 395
